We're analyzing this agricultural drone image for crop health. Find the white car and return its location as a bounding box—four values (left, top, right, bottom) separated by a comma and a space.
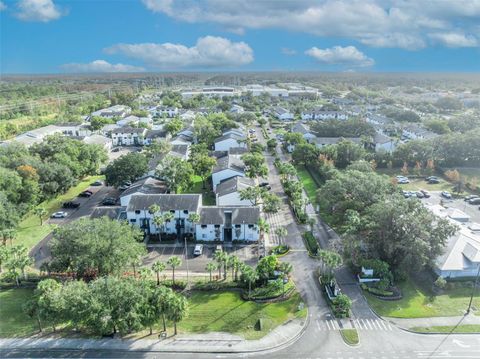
51, 211, 68, 218
193, 244, 204, 256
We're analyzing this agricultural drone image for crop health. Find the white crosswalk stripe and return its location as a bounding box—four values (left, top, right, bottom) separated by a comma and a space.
315, 319, 393, 331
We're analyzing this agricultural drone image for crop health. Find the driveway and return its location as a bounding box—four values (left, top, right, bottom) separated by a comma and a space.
30, 183, 119, 268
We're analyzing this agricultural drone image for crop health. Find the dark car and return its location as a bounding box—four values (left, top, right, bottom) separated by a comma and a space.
259, 182, 270, 187
465, 195, 479, 202
91, 180, 103, 186
468, 198, 480, 205
101, 197, 117, 206
428, 178, 440, 184
78, 190, 93, 197
62, 201, 80, 209
420, 190, 430, 198
112, 147, 120, 152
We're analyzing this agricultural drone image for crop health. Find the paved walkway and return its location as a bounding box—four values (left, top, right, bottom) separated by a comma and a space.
387, 313, 480, 330
0, 318, 306, 353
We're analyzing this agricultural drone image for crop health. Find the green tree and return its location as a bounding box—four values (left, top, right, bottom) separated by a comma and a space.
190, 154, 216, 189
256, 255, 278, 284
332, 293, 352, 318
205, 261, 218, 282
241, 265, 258, 298
167, 256, 182, 286
275, 227, 288, 243
156, 156, 194, 193
241, 152, 268, 178
262, 192, 281, 214
152, 261, 166, 285
165, 292, 188, 335
34, 207, 47, 226
213, 250, 226, 279
165, 118, 184, 135
239, 186, 265, 206
105, 152, 148, 187
257, 218, 270, 242
4, 245, 32, 286
50, 217, 145, 279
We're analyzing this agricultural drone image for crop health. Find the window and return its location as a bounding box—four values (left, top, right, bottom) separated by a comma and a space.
170, 210, 175, 213
202, 234, 206, 239
248, 224, 254, 229
235, 224, 241, 228
214, 224, 220, 229
201, 225, 207, 229
130, 219, 137, 223
135, 210, 141, 214
183, 210, 189, 214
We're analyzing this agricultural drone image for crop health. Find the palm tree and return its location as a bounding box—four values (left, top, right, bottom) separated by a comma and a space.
139, 267, 153, 281
0, 245, 9, 273
152, 261, 166, 285
163, 212, 175, 237
242, 265, 258, 298
278, 262, 293, 297
34, 207, 47, 226
166, 293, 188, 335
187, 213, 200, 235
257, 218, 270, 242
213, 250, 225, 279
152, 215, 165, 241
167, 256, 182, 286
221, 253, 230, 280
229, 255, 241, 282
205, 261, 218, 282
149, 204, 160, 215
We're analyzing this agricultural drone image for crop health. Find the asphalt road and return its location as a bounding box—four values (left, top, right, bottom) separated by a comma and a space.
30, 183, 117, 268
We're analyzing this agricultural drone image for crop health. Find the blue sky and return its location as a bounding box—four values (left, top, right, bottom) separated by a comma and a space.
1, 0, 480, 74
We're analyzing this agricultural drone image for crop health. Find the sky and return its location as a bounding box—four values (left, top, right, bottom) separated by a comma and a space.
1, 0, 480, 74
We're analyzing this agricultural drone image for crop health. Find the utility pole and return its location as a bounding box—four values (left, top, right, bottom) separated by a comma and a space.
184, 235, 190, 288
466, 263, 480, 314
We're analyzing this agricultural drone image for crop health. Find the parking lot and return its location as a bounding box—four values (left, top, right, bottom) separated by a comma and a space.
142, 244, 259, 274
423, 191, 480, 223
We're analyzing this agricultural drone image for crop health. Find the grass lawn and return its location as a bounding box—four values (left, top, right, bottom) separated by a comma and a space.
364, 279, 480, 318
1, 288, 306, 340
410, 325, 480, 333
296, 166, 319, 204
0, 289, 37, 337
340, 329, 359, 345
16, 175, 104, 250
176, 291, 306, 339
182, 175, 216, 205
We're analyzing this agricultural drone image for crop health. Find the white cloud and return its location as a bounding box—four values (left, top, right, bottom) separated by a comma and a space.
305, 46, 374, 67
429, 32, 478, 47
141, 0, 480, 50
104, 36, 254, 68
281, 47, 297, 56
0, 1, 6, 11
61, 60, 145, 73
15, 0, 65, 22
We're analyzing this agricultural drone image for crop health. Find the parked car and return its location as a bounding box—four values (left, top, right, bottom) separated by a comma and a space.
464, 195, 479, 201
215, 245, 223, 253
396, 176, 410, 184
91, 180, 103, 186
415, 191, 425, 198
259, 182, 270, 187
441, 191, 452, 199
112, 147, 120, 152
420, 190, 430, 198
62, 201, 80, 209
468, 198, 480, 205
428, 178, 440, 184
51, 211, 68, 218
101, 197, 116, 206
426, 176, 439, 182
193, 244, 204, 256
78, 190, 93, 197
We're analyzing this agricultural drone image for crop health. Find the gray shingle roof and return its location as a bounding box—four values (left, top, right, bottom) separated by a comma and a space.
212, 154, 245, 174
127, 194, 201, 212
214, 133, 246, 144
90, 207, 123, 220
121, 177, 168, 198
216, 176, 255, 197
199, 206, 260, 225
111, 127, 146, 135
310, 137, 362, 146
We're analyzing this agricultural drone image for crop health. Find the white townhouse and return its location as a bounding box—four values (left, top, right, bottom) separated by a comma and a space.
402, 124, 438, 140
372, 133, 397, 153
291, 122, 316, 141
126, 194, 202, 237
214, 133, 247, 152
215, 176, 256, 206
82, 134, 112, 151
273, 107, 294, 121
211, 154, 246, 190
196, 206, 260, 242
170, 134, 193, 146
143, 129, 168, 146
155, 106, 179, 118
111, 127, 147, 146
92, 105, 131, 119
302, 110, 348, 121
57, 123, 92, 137
230, 104, 245, 113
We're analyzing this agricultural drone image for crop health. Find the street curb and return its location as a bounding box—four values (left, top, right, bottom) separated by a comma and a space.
0, 310, 310, 355
339, 328, 360, 347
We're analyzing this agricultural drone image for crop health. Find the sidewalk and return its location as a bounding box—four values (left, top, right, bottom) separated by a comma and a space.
386, 313, 480, 330
0, 317, 306, 353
